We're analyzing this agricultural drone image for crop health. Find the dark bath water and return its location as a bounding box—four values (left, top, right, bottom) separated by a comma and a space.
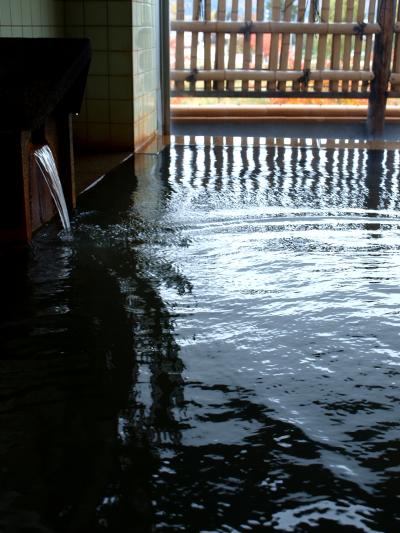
1, 145, 399, 533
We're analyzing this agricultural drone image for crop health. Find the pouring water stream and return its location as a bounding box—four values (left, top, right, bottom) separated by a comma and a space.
34, 145, 71, 232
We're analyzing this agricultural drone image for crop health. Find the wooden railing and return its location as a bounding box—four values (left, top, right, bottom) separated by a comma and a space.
170, 0, 400, 102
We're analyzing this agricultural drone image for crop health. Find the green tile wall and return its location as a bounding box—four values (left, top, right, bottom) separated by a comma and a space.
0, 0, 64, 37
66, 0, 135, 150
0, 0, 162, 151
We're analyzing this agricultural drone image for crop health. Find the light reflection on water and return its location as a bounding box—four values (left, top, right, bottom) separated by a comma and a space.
133, 146, 400, 532
0, 146, 399, 533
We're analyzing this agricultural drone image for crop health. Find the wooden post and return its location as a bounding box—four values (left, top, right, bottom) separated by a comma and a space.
342, 0, 355, 92
268, 0, 281, 91
242, 0, 253, 91
190, 0, 201, 91
254, 0, 265, 91
0, 131, 32, 244
390, 0, 400, 91
392, 0, 400, 91
367, 0, 396, 137
215, 0, 226, 91
227, 0, 239, 91
363, 0, 377, 91
303, 0, 316, 92
175, 0, 185, 92
351, 0, 366, 92
315, 0, 330, 91
293, 0, 306, 91
330, 0, 343, 92
278, 0, 293, 91
204, 0, 212, 91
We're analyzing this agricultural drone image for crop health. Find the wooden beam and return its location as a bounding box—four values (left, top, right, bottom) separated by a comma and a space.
171, 69, 374, 82
367, 0, 396, 136
170, 21, 384, 34
171, 90, 375, 98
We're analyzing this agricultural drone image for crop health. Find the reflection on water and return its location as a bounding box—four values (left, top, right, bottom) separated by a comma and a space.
172, 134, 400, 151
0, 157, 185, 533
1, 146, 400, 532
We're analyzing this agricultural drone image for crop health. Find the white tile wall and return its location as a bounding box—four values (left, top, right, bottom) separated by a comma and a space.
132, 0, 160, 151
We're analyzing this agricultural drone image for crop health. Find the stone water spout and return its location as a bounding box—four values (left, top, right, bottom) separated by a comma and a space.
0, 38, 91, 244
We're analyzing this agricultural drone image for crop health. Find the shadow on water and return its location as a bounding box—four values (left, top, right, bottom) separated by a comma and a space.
0, 146, 399, 532
0, 156, 186, 533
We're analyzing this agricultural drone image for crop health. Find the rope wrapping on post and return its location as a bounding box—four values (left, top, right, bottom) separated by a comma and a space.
240, 21, 254, 37
353, 21, 368, 37
186, 68, 199, 83
298, 69, 311, 88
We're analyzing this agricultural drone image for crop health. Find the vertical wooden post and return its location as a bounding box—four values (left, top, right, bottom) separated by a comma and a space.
315, 0, 330, 91
392, 0, 400, 91
342, 0, 355, 92
254, 0, 265, 91
228, 0, 239, 91
330, 0, 343, 92
303, 0, 316, 91
278, 0, 293, 91
367, 0, 396, 137
175, 0, 185, 92
215, 0, 226, 91
190, 0, 201, 92
362, 0, 377, 91
242, 0, 253, 91
293, 0, 306, 91
351, 0, 366, 92
204, 0, 212, 91
268, 0, 281, 91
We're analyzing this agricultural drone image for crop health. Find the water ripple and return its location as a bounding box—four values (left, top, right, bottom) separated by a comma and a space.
133, 146, 400, 531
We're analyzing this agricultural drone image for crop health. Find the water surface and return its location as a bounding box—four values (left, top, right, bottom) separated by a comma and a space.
1, 146, 399, 532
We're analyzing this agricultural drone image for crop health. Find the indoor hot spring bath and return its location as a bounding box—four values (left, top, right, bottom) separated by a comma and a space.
0, 144, 399, 533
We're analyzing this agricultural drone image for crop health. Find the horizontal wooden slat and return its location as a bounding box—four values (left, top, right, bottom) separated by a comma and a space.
171, 105, 383, 118
171, 69, 374, 82
171, 90, 377, 98
171, 0, 400, 105
171, 21, 385, 35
